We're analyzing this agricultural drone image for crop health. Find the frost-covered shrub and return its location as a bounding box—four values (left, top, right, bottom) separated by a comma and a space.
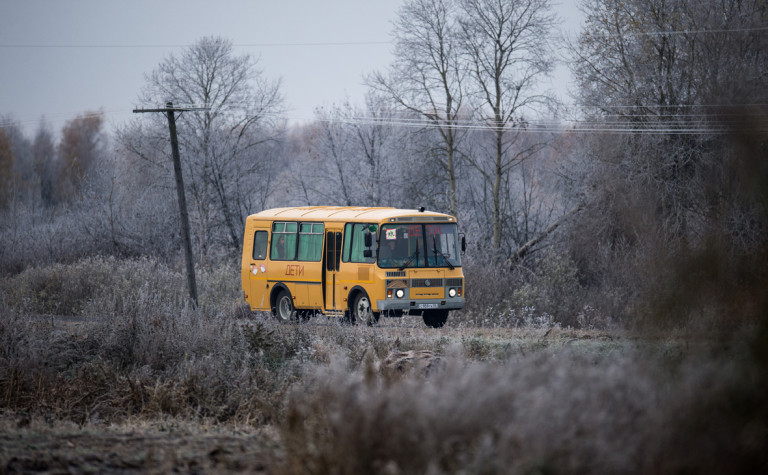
458, 249, 603, 328
279, 345, 768, 474
0, 256, 241, 317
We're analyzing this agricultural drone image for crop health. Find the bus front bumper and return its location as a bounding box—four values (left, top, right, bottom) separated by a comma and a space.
376, 297, 466, 312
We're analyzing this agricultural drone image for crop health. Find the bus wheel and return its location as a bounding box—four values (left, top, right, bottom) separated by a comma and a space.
422, 310, 448, 328
274, 290, 296, 323
352, 292, 378, 326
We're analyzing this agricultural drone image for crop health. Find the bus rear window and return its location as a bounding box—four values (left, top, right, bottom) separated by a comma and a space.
252, 231, 268, 260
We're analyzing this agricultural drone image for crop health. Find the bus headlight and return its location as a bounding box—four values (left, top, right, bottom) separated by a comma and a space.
396, 289, 405, 299
448, 288, 457, 298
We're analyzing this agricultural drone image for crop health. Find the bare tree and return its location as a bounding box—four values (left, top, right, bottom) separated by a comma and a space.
559, 0, 768, 323
350, 93, 411, 207
133, 36, 284, 256
571, 0, 768, 247
308, 104, 357, 206
30, 120, 57, 207
297, 96, 408, 207
457, 0, 558, 249
368, 0, 468, 216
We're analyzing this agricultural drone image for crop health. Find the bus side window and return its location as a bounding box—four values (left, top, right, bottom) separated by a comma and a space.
252, 231, 268, 260
352, 223, 376, 263
342, 223, 377, 264
271, 222, 298, 260
342, 223, 353, 262
298, 223, 324, 261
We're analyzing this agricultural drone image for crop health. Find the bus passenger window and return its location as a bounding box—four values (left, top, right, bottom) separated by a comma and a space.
271, 222, 297, 260
252, 231, 268, 260
298, 223, 324, 261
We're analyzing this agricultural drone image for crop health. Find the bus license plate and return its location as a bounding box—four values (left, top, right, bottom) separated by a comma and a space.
418, 303, 439, 309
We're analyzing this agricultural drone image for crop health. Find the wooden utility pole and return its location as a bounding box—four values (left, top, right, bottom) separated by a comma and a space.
133, 102, 209, 307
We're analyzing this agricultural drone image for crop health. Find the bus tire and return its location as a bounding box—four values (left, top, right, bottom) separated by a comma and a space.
422, 310, 448, 328
273, 289, 297, 323
351, 291, 378, 326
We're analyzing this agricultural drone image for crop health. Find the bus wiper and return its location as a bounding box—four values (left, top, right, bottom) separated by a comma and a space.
432, 236, 455, 270
398, 241, 420, 271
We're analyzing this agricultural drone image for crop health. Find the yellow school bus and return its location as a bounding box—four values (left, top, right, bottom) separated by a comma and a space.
241, 206, 466, 327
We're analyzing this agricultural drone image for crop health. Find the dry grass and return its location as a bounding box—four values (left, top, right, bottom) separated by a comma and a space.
1, 257, 767, 473
277, 328, 767, 474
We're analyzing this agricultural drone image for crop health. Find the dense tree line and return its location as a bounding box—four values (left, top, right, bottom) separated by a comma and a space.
567, 0, 768, 325
1, 0, 765, 327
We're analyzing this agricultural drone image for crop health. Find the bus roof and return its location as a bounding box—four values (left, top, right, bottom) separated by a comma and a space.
249, 206, 457, 223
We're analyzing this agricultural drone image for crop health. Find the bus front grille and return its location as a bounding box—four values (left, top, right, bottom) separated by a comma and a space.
410, 278, 444, 288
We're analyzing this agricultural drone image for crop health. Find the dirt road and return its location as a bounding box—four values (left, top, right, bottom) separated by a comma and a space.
1, 418, 280, 474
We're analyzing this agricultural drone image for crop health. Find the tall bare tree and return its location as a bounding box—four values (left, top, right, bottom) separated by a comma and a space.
125, 37, 284, 255
458, 0, 558, 249
368, 0, 467, 216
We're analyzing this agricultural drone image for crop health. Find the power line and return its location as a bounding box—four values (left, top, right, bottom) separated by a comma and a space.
4, 105, 766, 135
0, 41, 390, 49
4, 24, 767, 50
624, 25, 768, 36
580, 103, 768, 109
320, 115, 764, 134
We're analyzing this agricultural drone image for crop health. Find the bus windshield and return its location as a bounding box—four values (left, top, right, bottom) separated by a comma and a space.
378, 223, 462, 269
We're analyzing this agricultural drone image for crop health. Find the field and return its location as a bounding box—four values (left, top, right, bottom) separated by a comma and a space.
0, 320, 619, 474
1, 257, 767, 473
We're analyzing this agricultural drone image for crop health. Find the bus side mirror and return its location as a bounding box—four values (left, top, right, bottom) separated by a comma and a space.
461, 235, 466, 254
363, 231, 374, 258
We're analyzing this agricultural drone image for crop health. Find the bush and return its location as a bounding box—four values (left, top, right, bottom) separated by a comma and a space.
458, 249, 605, 329
0, 255, 241, 317
279, 344, 768, 474
0, 301, 291, 425
0, 256, 286, 424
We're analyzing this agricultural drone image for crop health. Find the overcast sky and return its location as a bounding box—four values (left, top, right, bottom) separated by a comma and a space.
1, 0, 583, 136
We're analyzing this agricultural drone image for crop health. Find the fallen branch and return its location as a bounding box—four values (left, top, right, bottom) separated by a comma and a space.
506, 205, 583, 268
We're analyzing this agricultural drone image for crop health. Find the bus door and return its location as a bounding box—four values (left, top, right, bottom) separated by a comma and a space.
245, 226, 270, 311
323, 229, 343, 311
